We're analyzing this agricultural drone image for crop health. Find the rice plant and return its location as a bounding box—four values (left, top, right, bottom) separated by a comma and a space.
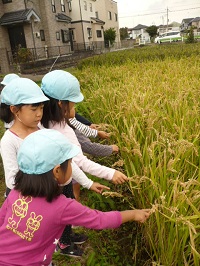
71, 43, 200, 265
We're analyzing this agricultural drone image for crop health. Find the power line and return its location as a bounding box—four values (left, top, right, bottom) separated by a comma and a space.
119, 6, 200, 19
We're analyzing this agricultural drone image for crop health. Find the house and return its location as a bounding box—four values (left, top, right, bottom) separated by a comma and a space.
69, 0, 105, 48
0, 0, 73, 59
95, 0, 120, 46
188, 17, 200, 32
180, 18, 194, 32
128, 24, 150, 43
0, 0, 120, 73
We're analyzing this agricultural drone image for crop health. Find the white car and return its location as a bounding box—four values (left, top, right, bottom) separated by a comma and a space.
155, 31, 182, 44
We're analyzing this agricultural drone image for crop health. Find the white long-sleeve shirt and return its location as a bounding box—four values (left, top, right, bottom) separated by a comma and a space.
0, 129, 93, 190
48, 121, 115, 181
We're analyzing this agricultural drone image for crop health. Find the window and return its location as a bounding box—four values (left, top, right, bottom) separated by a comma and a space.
87, 28, 92, 38
61, 0, 65, 12
84, 1, 87, 11
89, 3, 92, 12
115, 13, 118, 22
96, 30, 102, 38
61, 29, 70, 43
2, 0, 12, 3
40, 30, 45, 41
52, 0, 56, 13
68, 1, 72, 11
56, 32, 60, 40
95, 11, 99, 19
108, 11, 112, 20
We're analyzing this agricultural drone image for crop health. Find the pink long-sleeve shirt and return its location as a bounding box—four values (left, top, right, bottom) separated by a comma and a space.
0, 190, 122, 266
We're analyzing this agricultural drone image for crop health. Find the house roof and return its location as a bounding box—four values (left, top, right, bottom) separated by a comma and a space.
55, 13, 71, 23
181, 18, 194, 24
131, 24, 148, 30
0, 9, 40, 26
90, 17, 105, 25
189, 17, 200, 23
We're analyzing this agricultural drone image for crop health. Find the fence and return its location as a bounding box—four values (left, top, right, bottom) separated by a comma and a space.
6, 40, 138, 66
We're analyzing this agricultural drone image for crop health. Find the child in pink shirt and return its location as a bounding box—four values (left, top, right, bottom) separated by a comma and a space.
0, 129, 150, 266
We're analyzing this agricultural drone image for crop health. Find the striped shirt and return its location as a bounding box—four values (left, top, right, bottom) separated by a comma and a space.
69, 117, 98, 138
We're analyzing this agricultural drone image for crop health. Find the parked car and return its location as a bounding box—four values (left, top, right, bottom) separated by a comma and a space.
155, 31, 182, 44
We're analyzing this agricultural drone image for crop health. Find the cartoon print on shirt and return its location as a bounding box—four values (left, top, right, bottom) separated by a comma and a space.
6, 193, 43, 241
8, 194, 32, 229
24, 212, 43, 238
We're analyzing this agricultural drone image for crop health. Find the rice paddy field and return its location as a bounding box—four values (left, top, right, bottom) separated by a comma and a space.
70, 43, 200, 266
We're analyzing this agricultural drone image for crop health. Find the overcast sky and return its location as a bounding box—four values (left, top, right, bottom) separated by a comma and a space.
115, 0, 200, 28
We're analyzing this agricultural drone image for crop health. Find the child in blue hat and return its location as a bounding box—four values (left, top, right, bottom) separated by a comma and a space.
40, 70, 133, 251
0, 77, 109, 257
0, 129, 150, 266
0, 77, 49, 196
0, 73, 20, 129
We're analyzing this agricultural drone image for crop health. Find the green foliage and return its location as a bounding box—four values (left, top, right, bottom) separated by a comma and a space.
185, 27, 196, 43
16, 48, 33, 63
104, 28, 116, 45
146, 25, 158, 38
120, 27, 129, 40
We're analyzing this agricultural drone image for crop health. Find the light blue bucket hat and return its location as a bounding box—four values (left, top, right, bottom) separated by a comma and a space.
1, 78, 49, 105
41, 70, 84, 102
1, 73, 20, 86
17, 129, 80, 174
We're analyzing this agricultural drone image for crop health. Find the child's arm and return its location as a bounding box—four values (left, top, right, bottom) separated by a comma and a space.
71, 161, 109, 194
61, 197, 151, 229
75, 129, 118, 157
69, 117, 109, 139
69, 117, 98, 138
120, 209, 151, 223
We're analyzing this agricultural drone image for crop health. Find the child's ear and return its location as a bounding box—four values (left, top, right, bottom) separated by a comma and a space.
53, 165, 62, 181
10, 105, 19, 115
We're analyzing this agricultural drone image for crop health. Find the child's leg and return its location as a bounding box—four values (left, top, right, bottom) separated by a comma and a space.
72, 182, 81, 202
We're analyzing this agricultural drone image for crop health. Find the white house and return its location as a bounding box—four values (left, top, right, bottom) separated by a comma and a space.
128, 24, 150, 43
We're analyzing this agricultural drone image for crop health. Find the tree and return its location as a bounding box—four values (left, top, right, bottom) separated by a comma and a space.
146, 25, 158, 38
120, 27, 129, 40
185, 27, 196, 43
104, 28, 116, 46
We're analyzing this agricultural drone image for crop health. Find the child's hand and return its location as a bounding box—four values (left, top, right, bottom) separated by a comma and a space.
121, 209, 151, 224
112, 170, 128, 184
90, 182, 110, 194
90, 123, 99, 129
98, 131, 110, 139
132, 209, 151, 223
111, 145, 119, 153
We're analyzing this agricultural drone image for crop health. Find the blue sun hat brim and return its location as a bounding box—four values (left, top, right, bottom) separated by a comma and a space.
1, 78, 49, 105
41, 70, 84, 103
17, 129, 80, 174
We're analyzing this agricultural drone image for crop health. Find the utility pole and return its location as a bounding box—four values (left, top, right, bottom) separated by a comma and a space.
166, 7, 169, 31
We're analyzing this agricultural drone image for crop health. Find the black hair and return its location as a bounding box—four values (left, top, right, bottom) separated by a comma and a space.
41, 94, 71, 128
14, 160, 69, 202
0, 102, 44, 123
0, 103, 13, 123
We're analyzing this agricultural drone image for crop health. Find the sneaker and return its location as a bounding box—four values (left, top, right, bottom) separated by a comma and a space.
57, 242, 83, 258
71, 232, 88, 244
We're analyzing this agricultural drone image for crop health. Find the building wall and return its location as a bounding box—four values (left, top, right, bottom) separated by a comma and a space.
95, 0, 120, 44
